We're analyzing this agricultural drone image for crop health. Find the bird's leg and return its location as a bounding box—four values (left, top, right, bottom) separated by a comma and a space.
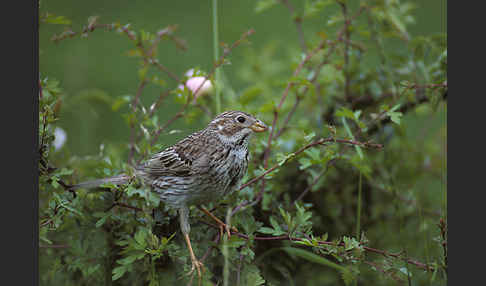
197, 206, 238, 238
179, 206, 204, 282
183, 233, 204, 279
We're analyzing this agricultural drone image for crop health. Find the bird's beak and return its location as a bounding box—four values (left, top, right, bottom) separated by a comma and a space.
250, 120, 267, 132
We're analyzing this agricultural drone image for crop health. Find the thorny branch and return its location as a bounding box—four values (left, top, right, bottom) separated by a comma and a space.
259, 38, 329, 205
367, 85, 447, 135
149, 29, 255, 146
231, 137, 383, 216
247, 137, 383, 193
51, 18, 190, 164
200, 220, 434, 272
273, 6, 367, 139
54, 19, 255, 164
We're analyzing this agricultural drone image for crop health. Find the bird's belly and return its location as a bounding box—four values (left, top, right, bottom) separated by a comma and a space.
159, 160, 246, 207
158, 179, 229, 208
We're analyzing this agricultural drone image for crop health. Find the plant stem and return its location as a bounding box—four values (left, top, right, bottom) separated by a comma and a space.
212, 0, 221, 114
356, 171, 362, 239
354, 171, 362, 286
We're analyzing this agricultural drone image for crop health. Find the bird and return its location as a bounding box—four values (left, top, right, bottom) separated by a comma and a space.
70, 110, 267, 279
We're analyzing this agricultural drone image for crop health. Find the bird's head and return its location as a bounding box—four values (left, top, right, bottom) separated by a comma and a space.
208, 110, 267, 145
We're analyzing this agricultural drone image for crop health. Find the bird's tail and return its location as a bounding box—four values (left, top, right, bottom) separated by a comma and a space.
70, 174, 131, 190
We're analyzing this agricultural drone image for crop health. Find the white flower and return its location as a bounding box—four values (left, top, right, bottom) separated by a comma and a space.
53, 127, 67, 151
178, 69, 213, 102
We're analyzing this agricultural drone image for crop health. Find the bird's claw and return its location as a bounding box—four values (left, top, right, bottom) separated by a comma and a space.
185, 258, 204, 285
187, 257, 204, 275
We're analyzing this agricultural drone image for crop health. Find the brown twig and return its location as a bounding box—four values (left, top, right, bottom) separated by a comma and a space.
51, 22, 115, 43
361, 245, 433, 271
367, 87, 447, 135
132, 79, 148, 113
273, 40, 337, 139
152, 61, 182, 84
150, 112, 184, 146
128, 79, 149, 163
259, 39, 328, 204
230, 137, 382, 216
274, 6, 367, 139
114, 202, 143, 212
241, 137, 382, 193
363, 261, 402, 282
201, 220, 433, 272
200, 232, 221, 263
150, 29, 255, 146
148, 89, 171, 117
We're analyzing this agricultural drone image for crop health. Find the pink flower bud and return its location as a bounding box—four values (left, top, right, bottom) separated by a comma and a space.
178, 69, 213, 102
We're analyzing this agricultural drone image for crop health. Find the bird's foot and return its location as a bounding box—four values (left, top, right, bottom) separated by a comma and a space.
185, 257, 204, 285
182, 233, 204, 285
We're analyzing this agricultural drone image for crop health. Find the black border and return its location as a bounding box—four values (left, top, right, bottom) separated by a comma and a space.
3, 0, 39, 284
0, 0, 39, 285
34, 0, 40, 284
448, 0, 484, 285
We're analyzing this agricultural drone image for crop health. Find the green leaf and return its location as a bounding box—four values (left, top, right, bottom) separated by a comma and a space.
335, 107, 355, 120
118, 254, 138, 265
269, 216, 282, 232
399, 267, 412, 277
43, 14, 72, 25
241, 264, 266, 286
304, 0, 333, 19
281, 247, 345, 272
304, 148, 321, 162
95, 213, 111, 228
258, 227, 275, 234
342, 236, 360, 251
298, 158, 313, 170
276, 152, 295, 167
386, 10, 407, 36
223, 235, 246, 248
112, 265, 128, 281
56, 168, 74, 176
388, 111, 402, 124
342, 117, 363, 159
255, 0, 278, 13
341, 267, 358, 286
304, 131, 316, 142
59, 202, 83, 217
50, 177, 60, 189
134, 229, 148, 247
112, 95, 132, 111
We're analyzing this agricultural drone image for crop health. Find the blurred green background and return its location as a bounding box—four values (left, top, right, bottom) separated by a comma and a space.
39, 0, 446, 157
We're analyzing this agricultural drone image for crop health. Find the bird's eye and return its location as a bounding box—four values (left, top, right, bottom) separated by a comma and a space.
236, 116, 246, 123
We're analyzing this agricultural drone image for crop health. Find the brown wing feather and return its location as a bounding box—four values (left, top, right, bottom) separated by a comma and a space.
136, 130, 209, 180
